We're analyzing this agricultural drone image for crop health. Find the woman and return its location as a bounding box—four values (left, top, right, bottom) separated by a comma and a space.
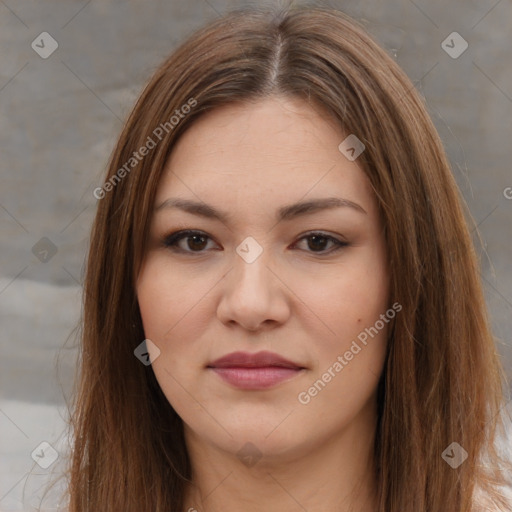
68, 5, 512, 511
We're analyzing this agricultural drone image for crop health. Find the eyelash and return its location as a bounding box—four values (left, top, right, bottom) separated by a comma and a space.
161, 229, 349, 255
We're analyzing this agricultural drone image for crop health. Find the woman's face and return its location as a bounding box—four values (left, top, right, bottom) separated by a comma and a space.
136, 96, 390, 463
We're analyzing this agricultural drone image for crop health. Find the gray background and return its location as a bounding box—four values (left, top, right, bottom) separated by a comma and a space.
0, 0, 511, 509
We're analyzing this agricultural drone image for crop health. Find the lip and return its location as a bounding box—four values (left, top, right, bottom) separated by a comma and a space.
207, 351, 306, 390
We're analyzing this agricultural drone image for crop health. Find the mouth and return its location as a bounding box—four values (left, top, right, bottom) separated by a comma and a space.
206, 351, 306, 390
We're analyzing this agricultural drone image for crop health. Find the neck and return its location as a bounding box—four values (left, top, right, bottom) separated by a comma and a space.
182, 398, 379, 512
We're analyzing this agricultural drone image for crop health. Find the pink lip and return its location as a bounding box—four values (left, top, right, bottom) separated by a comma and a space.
207, 351, 305, 390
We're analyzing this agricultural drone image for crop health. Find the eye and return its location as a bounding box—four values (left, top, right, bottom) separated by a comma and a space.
293, 232, 349, 254
161, 230, 349, 255
161, 230, 219, 253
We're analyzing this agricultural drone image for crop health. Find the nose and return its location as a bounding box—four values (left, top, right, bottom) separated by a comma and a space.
216, 247, 291, 332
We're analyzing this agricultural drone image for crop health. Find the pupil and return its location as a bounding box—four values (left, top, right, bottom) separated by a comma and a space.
188, 235, 207, 251
309, 235, 327, 251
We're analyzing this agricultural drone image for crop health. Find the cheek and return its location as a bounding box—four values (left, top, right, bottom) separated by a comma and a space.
136, 256, 218, 411
295, 276, 390, 424
292, 247, 389, 338
289, 248, 390, 399
136, 256, 210, 340
136, 259, 205, 414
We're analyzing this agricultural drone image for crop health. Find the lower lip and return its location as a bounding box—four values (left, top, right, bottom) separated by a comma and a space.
209, 367, 304, 390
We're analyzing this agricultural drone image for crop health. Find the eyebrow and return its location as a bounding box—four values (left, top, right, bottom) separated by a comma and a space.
155, 196, 367, 223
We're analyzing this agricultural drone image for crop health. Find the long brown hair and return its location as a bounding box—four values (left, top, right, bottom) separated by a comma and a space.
68, 5, 512, 511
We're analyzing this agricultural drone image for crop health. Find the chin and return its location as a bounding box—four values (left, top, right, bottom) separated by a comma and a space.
186, 418, 315, 463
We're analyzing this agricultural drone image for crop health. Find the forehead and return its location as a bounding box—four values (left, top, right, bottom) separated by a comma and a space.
156, 96, 375, 218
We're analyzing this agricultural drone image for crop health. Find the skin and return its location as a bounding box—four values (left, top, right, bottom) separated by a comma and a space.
136, 96, 390, 512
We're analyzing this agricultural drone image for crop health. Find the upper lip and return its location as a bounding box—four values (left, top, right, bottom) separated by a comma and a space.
207, 350, 304, 369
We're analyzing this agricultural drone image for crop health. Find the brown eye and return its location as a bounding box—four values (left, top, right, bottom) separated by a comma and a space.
294, 232, 349, 254
162, 230, 217, 253
307, 234, 329, 251
162, 230, 348, 256
185, 234, 208, 251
